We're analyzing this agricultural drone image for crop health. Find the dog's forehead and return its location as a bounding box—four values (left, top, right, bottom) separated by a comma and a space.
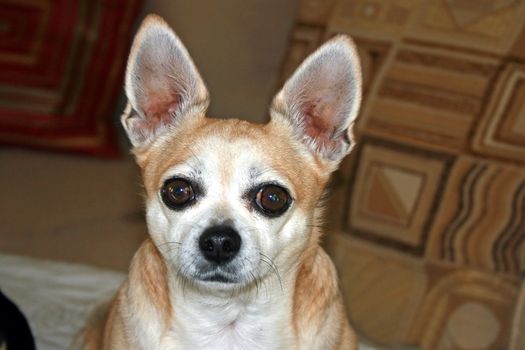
141, 118, 325, 204
165, 129, 291, 185
193, 136, 265, 168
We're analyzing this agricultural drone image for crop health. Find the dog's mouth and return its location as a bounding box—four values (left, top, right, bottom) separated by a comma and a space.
177, 253, 260, 287
192, 264, 241, 285
198, 272, 237, 284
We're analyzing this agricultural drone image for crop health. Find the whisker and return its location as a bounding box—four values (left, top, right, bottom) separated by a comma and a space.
253, 272, 260, 297
245, 257, 260, 298
259, 252, 283, 293
157, 241, 182, 255
178, 255, 199, 296
157, 241, 182, 248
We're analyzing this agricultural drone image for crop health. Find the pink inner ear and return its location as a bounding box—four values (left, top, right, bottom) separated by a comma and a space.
141, 90, 182, 132
302, 99, 343, 149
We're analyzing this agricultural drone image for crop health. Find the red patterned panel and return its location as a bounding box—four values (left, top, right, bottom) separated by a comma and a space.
0, 0, 143, 157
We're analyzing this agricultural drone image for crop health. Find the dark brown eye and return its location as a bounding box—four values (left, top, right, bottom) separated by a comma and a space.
161, 178, 196, 210
255, 184, 291, 217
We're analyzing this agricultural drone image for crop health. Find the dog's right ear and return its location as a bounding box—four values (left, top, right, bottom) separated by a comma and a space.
122, 14, 209, 147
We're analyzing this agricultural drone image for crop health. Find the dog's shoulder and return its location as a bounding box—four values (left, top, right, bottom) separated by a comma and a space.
72, 287, 124, 350
293, 246, 356, 349
79, 241, 173, 350
128, 239, 172, 319
293, 246, 339, 324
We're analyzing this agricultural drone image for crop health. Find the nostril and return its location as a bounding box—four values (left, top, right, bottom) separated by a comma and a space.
221, 234, 240, 254
199, 225, 242, 264
203, 239, 214, 252
222, 240, 233, 253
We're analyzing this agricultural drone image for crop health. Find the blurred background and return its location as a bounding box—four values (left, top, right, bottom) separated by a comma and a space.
1, 0, 524, 349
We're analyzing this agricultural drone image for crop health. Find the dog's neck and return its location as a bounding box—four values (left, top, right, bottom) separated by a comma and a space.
166, 269, 295, 349
125, 238, 313, 349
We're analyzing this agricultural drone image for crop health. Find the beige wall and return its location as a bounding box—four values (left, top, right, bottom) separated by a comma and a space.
142, 0, 298, 123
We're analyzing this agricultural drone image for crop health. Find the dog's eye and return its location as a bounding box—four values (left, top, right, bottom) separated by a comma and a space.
161, 178, 195, 210
254, 184, 291, 217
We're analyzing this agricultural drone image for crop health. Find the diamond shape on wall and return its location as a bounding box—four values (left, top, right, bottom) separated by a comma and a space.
363, 165, 424, 226
347, 138, 454, 255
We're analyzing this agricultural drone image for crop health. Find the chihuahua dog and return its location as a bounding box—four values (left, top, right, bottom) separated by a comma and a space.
80, 14, 361, 350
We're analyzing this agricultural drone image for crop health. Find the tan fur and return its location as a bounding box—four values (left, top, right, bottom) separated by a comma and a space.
293, 245, 356, 349
79, 14, 359, 350
80, 240, 171, 350
137, 117, 326, 210
131, 240, 172, 321
83, 237, 357, 349
79, 120, 357, 349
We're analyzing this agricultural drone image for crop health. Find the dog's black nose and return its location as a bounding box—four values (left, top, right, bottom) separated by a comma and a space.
199, 225, 241, 264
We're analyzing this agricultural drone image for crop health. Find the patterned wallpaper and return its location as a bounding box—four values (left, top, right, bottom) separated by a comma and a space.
280, 1, 525, 349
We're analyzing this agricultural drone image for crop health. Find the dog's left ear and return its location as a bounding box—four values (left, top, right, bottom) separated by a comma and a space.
122, 14, 209, 148
270, 36, 362, 164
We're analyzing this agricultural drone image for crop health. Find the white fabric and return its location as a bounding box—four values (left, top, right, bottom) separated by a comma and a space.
0, 254, 125, 350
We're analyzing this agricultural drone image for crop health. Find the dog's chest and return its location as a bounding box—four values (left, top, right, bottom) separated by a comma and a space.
163, 296, 291, 350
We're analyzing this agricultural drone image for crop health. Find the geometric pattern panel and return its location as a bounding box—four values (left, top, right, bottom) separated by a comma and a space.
326, 233, 521, 349
0, 0, 143, 157
363, 43, 500, 151
408, 261, 519, 350
283, 0, 525, 347
347, 138, 454, 255
472, 63, 525, 163
427, 156, 525, 277
410, 0, 525, 54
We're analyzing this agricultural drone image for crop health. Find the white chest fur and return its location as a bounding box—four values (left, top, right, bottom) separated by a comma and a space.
161, 289, 293, 350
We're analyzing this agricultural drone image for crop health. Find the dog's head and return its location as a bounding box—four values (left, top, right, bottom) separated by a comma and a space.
122, 15, 361, 291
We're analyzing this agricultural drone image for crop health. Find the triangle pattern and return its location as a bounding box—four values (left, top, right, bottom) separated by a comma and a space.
365, 171, 406, 222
